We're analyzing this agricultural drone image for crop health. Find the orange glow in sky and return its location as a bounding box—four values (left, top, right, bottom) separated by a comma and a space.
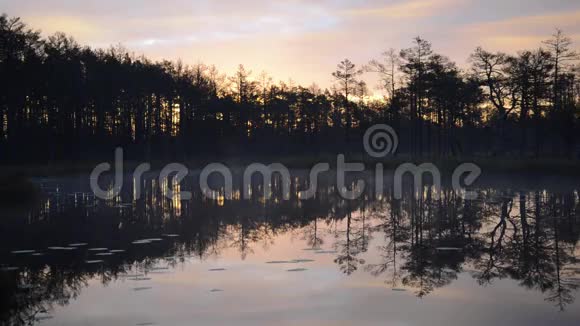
2, 0, 579, 90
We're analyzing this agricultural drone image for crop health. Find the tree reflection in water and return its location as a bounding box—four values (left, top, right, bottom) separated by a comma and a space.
0, 173, 579, 324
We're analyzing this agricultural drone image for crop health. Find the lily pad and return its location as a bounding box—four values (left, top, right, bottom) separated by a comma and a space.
291, 259, 315, 263
18, 283, 37, 289
141, 238, 163, 242
149, 267, 169, 271
11, 250, 35, 254
122, 273, 145, 278
435, 247, 462, 251
0, 267, 19, 271
132, 240, 152, 245
68, 243, 88, 247
132, 287, 152, 291
116, 203, 132, 208
48, 246, 75, 250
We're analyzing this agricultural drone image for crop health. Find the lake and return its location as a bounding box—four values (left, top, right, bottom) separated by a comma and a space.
1, 170, 579, 326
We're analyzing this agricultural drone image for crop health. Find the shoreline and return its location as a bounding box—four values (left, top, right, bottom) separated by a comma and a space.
1, 154, 579, 177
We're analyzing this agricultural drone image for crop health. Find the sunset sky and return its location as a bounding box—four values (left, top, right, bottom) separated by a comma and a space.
2, 0, 579, 90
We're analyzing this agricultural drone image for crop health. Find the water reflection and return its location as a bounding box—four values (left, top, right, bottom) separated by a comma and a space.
0, 172, 579, 325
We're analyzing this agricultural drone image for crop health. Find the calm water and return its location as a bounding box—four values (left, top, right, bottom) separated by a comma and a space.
1, 170, 580, 326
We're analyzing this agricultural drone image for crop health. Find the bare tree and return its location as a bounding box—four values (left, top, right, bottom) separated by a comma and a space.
367, 48, 400, 101
543, 29, 579, 111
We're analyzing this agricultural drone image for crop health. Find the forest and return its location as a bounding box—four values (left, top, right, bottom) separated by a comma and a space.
0, 14, 579, 162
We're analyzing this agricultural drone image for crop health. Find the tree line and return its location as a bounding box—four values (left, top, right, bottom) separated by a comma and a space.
0, 14, 579, 162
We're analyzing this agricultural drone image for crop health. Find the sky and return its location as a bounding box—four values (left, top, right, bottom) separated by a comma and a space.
2, 0, 579, 90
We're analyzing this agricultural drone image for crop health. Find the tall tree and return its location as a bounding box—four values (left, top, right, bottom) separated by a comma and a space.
332, 58, 362, 136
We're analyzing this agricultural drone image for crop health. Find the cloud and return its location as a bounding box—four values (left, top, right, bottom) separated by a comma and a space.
5, 0, 580, 91
24, 15, 105, 40
342, 0, 465, 19
459, 10, 580, 52
464, 10, 580, 36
